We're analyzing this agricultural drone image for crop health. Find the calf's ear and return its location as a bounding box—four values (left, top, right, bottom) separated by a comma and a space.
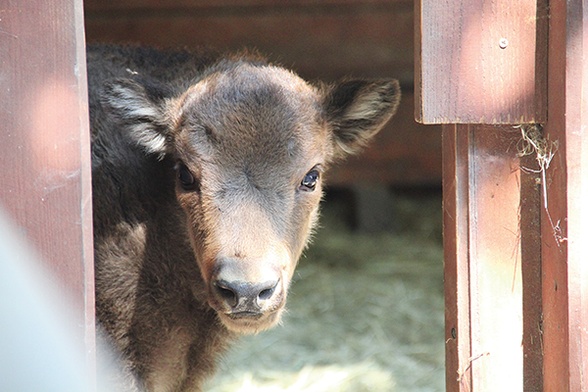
102, 78, 174, 158
323, 79, 400, 157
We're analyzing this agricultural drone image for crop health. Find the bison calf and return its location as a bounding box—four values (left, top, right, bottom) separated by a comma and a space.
88, 44, 400, 391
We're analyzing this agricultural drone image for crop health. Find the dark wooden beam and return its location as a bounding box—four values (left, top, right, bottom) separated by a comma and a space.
442, 124, 472, 392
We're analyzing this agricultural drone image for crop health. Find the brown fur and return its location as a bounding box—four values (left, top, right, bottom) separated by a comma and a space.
89, 44, 400, 391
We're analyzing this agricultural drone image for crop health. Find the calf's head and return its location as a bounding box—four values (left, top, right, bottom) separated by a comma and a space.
104, 58, 400, 333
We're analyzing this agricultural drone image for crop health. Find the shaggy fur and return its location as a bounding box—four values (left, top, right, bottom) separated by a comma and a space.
88, 44, 400, 392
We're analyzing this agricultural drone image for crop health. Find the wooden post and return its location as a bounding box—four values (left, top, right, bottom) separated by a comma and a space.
417, 0, 587, 390
0, 0, 94, 378
442, 125, 539, 391
541, 0, 588, 389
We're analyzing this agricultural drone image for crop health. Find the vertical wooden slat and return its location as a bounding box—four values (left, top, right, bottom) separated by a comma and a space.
542, 0, 588, 389
443, 125, 530, 391
467, 126, 524, 391
519, 140, 543, 392
443, 124, 472, 392
0, 0, 94, 373
416, 0, 547, 124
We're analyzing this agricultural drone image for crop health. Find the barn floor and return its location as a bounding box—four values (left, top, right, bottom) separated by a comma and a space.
205, 189, 445, 392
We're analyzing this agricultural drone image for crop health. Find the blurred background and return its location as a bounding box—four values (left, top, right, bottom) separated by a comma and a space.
84, 1, 444, 390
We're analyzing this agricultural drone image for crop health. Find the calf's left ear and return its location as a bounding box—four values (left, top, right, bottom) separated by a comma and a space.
322, 79, 400, 157
102, 78, 174, 159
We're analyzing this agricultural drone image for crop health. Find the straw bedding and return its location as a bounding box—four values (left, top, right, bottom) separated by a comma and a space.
206, 190, 444, 391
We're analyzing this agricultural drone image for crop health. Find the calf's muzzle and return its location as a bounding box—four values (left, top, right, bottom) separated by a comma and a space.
207, 254, 287, 333
213, 278, 280, 314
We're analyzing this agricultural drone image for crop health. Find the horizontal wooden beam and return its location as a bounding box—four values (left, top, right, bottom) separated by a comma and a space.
85, 3, 414, 84
416, 0, 548, 124
85, 0, 408, 13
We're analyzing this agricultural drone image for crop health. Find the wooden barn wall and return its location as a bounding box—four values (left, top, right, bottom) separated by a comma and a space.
84, 0, 442, 187
417, 0, 588, 390
0, 0, 95, 378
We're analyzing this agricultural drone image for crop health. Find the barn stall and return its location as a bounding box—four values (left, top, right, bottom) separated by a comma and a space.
82, 2, 444, 390
1, 0, 586, 391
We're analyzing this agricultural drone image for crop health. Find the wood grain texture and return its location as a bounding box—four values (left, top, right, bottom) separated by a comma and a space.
442, 124, 472, 392
443, 125, 531, 391
85, 0, 406, 12
541, 0, 588, 390
85, 2, 414, 84
0, 0, 95, 365
416, 0, 548, 124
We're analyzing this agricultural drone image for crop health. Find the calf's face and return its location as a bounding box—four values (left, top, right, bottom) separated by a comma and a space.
104, 60, 400, 333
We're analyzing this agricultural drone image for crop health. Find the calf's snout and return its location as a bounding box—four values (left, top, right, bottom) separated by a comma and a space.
213, 279, 280, 313
208, 255, 285, 316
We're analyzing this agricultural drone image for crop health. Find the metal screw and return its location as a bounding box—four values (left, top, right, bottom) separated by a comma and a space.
499, 38, 509, 49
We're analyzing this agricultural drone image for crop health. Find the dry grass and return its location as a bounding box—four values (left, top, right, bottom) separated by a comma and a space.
206, 190, 444, 392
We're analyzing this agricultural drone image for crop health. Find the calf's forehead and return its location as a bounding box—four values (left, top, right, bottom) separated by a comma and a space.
178, 64, 331, 165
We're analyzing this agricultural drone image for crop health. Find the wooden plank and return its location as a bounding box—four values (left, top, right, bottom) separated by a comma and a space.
0, 0, 94, 372
423, 0, 587, 390
518, 132, 543, 392
444, 125, 527, 391
541, 0, 588, 389
416, 0, 548, 124
442, 124, 472, 392
467, 126, 524, 391
85, 0, 407, 13
85, 4, 415, 85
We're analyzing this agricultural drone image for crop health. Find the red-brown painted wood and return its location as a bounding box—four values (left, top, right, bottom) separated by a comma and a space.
85, 0, 405, 12
442, 124, 472, 392
84, 1, 414, 84
542, 0, 588, 390
422, 0, 586, 390
519, 138, 543, 392
416, 0, 548, 124
442, 124, 538, 391
0, 0, 94, 372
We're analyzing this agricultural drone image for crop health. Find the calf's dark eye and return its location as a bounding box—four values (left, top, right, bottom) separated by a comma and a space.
176, 163, 199, 191
300, 169, 320, 192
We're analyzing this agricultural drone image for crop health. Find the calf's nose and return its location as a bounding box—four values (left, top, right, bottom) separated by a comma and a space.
213, 279, 279, 311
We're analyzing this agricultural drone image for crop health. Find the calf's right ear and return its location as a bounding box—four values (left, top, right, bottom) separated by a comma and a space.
102, 78, 174, 159
322, 79, 401, 158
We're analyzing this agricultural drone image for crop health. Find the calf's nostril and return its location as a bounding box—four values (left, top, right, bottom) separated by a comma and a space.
214, 282, 238, 307
258, 286, 275, 301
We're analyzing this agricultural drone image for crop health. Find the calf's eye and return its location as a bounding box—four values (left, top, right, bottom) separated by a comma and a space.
300, 169, 320, 192
176, 163, 199, 192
